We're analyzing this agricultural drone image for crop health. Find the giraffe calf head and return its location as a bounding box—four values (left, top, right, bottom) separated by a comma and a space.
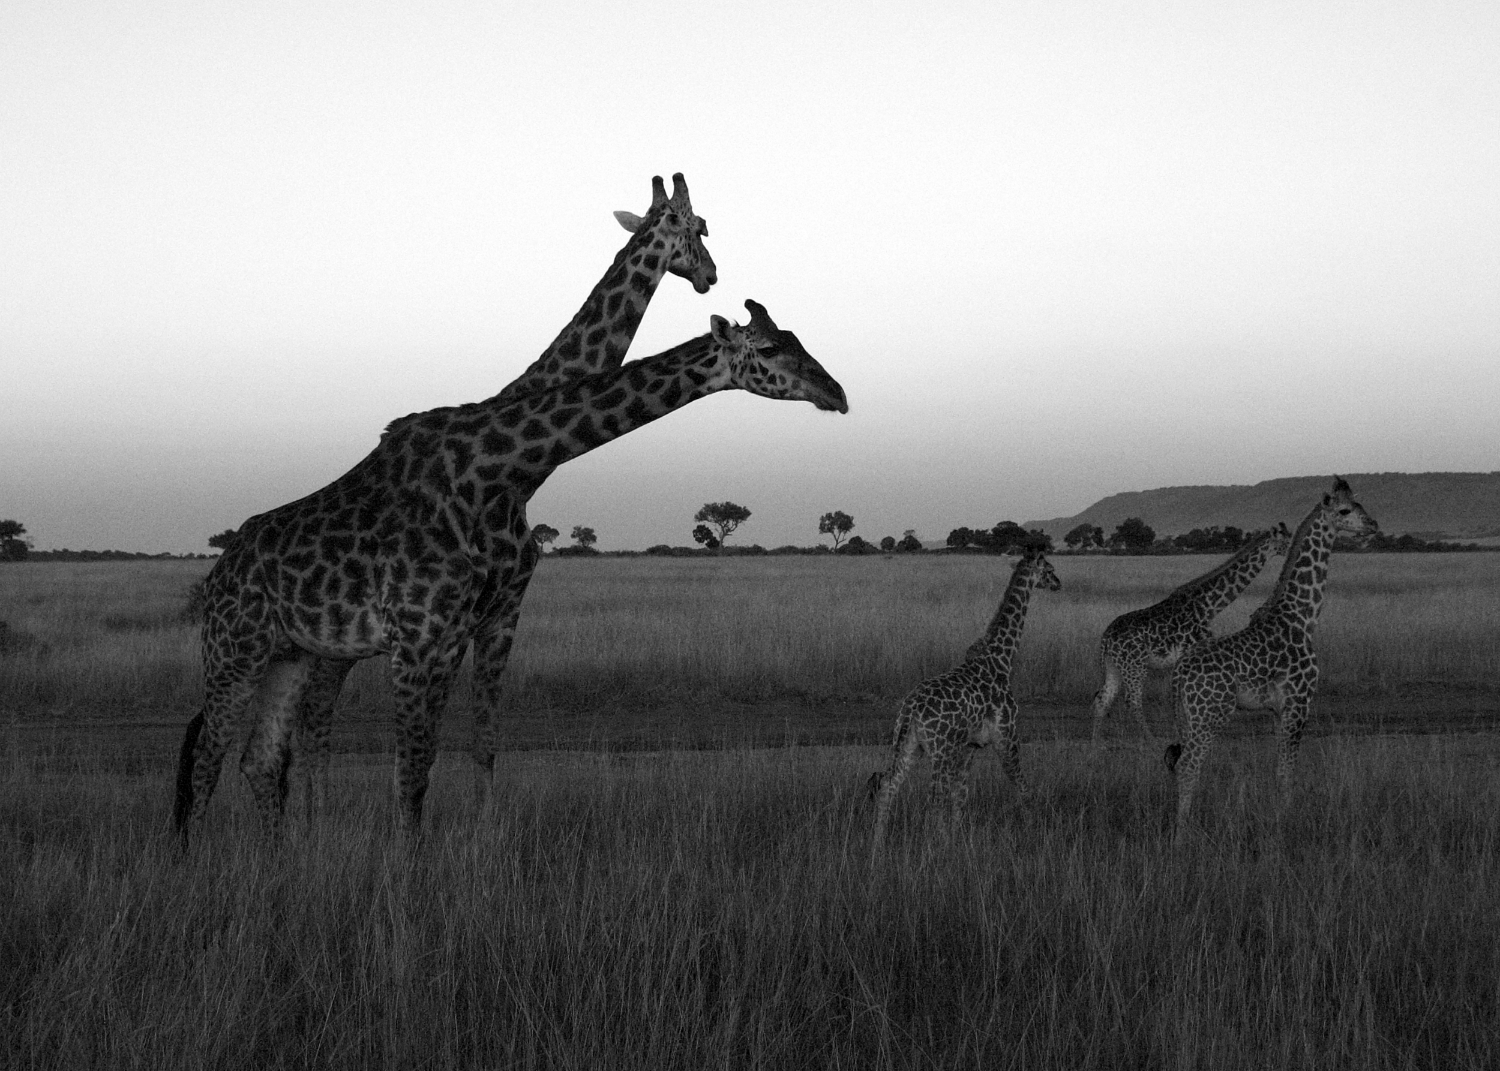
1326, 477, 1379, 540
1022, 548, 1062, 592
1266, 520, 1294, 556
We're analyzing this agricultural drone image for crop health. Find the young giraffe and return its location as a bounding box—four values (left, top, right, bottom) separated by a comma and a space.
1089, 522, 1292, 740
287, 173, 715, 809
869, 549, 1061, 850
175, 301, 847, 841
1163, 478, 1377, 842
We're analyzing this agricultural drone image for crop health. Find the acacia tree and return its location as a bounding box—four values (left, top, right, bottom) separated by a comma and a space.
531, 523, 559, 550
1109, 517, 1156, 551
818, 510, 855, 549
694, 502, 751, 549
207, 528, 239, 551
0, 519, 30, 562
988, 521, 1030, 552
895, 529, 923, 553
691, 524, 719, 550
570, 525, 598, 549
1063, 523, 1104, 550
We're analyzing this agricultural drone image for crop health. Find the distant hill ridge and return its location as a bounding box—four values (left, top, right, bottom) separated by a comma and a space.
1025, 472, 1500, 542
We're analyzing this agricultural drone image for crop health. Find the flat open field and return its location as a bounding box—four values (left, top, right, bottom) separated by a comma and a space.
3, 552, 1498, 750
4, 554, 1499, 1067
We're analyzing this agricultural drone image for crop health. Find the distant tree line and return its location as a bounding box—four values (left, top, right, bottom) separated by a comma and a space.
1059, 517, 1496, 555
946, 521, 1053, 553
3, 508, 1494, 566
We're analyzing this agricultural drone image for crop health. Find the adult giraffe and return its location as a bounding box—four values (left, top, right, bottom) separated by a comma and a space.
1089, 523, 1292, 740
1163, 478, 1377, 842
175, 301, 847, 840
280, 173, 715, 815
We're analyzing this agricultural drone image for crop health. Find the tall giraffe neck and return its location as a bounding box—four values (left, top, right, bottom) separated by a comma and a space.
488, 221, 676, 407
399, 334, 726, 504
975, 565, 1039, 671
1175, 533, 1280, 616
1257, 506, 1337, 630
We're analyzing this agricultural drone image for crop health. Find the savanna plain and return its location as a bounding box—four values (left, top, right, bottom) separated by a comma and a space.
4, 553, 1499, 1069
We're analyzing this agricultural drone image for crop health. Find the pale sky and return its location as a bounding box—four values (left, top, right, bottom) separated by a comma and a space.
3, 0, 1497, 552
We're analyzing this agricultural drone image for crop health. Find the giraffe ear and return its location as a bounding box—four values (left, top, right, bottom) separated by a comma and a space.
614, 211, 643, 233
709, 314, 738, 346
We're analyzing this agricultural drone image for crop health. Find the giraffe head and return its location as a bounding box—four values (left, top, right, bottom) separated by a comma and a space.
709, 300, 849, 413
1019, 547, 1062, 592
1265, 520, 1294, 555
1325, 477, 1378, 539
612, 172, 717, 294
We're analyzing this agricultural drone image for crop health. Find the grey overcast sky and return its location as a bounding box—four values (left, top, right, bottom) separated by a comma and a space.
3, 0, 1497, 552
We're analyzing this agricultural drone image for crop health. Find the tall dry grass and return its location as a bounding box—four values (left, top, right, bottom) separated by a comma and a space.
2, 553, 1497, 727
4, 735, 1497, 1069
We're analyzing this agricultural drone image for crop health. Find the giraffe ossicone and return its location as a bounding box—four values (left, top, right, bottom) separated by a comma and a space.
1163, 477, 1377, 843
869, 548, 1061, 856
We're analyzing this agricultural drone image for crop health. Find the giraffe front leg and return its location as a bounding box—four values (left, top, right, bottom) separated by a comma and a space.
292, 658, 356, 826
994, 695, 1030, 800
1274, 686, 1314, 799
1170, 688, 1230, 846
470, 553, 537, 803
389, 641, 464, 836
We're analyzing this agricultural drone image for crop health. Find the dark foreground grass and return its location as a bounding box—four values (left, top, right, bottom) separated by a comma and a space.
4, 734, 1498, 1069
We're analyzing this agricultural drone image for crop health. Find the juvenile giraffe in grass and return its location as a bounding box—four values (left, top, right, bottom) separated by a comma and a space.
284, 174, 716, 812
1163, 478, 1377, 843
869, 548, 1061, 850
175, 300, 847, 840
1090, 522, 1292, 741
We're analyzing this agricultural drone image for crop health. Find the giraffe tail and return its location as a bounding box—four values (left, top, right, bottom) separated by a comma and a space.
173, 711, 205, 838
1163, 669, 1184, 772
868, 701, 915, 800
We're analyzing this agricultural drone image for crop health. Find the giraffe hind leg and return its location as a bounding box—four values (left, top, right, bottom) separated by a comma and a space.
1122, 663, 1150, 741
176, 637, 274, 844
871, 709, 922, 856
239, 649, 321, 839
1089, 651, 1122, 740
929, 745, 976, 832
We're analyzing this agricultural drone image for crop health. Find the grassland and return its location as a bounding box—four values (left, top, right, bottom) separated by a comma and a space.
4, 552, 1499, 736
3, 553, 1499, 1067
5, 735, 1498, 1068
